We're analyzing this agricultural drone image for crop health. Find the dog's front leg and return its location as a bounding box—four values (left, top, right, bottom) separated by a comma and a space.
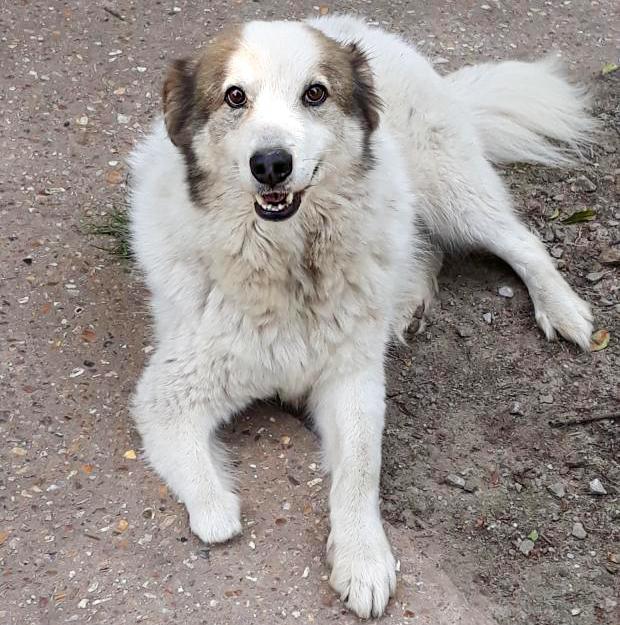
132, 345, 249, 544
310, 361, 396, 619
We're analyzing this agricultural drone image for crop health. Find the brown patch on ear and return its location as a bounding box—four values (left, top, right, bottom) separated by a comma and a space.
194, 26, 241, 114
162, 25, 241, 147
347, 43, 382, 133
161, 26, 241, 205
312, 29, 382, 134
163, 58, 196, 147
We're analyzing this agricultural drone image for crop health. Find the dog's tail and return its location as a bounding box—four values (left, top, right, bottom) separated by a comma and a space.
446, 57, 597, 166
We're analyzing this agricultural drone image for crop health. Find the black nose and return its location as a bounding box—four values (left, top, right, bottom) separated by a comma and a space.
249, 148, 293, 186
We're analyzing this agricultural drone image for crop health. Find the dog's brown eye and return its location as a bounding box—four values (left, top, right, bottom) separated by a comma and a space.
303, 84, 328, 106
225, 86, 246, 108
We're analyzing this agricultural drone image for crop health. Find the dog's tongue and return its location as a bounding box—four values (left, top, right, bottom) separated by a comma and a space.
262, 191, 287, 205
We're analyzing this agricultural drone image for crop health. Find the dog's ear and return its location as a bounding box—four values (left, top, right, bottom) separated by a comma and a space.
163, 58, 196, 147
346, 43, 382, 133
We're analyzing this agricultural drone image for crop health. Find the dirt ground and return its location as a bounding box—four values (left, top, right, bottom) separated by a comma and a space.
1, 2, 618, 624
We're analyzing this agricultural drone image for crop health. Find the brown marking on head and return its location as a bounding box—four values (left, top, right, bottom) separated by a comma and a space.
162, 26, 241, 203
162, 25, 241, 148
309, 28, 382, 135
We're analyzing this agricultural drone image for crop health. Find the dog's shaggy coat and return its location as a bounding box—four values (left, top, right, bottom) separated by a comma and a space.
129, 15, 595, 618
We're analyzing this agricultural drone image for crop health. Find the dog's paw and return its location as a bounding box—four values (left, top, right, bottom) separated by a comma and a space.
327, 526, 397, 619
533, 280, 593, 351
187, 491, 242, 544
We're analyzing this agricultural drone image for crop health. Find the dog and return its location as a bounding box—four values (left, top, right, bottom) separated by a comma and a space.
129, 15, 595, 619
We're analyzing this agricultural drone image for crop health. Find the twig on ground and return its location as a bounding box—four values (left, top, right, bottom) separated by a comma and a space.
549, 413, 619, 428
103, 6, 125, 21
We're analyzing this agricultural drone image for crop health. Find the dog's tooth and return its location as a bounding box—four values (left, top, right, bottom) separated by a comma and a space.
286, 192, 293, 204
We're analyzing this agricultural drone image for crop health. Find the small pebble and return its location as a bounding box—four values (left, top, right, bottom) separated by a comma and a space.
482, 312, 492, 324
551, 246, 564, 259
548, 482, 566, 498
445, 474, 466, 489
117, 113, 131, 124
571, 175, 597, 192
599, 247, 620, 265
540, 394, 554, 405
572, 522, 587, 540
571, 607, 582, 616
463, 480, 479, 493
586, 271, 606, 283
510, 402, 524, 415
519, 538, 535, 556
498, 286, 514, 298
589, 478, 607, 495
457, 325, 474, 338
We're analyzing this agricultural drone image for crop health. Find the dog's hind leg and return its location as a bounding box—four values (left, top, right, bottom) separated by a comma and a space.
419, 157, 593, 349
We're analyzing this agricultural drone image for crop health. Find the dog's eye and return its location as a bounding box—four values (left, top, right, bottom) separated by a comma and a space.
303, 84, 328, 106
225, 86, 247, 108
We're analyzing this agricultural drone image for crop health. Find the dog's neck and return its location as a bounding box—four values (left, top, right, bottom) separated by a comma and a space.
202, 178, 384, 322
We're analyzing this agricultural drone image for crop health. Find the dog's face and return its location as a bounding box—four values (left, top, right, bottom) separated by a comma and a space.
163, 21, 380, 222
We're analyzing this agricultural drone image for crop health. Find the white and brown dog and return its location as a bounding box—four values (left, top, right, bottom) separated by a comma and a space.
129, 15, 594, 618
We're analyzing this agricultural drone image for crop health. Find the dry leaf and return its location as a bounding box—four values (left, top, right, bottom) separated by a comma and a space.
105, 170, 123, 185
114, 519, 129, 534
11, 447, 27, 457
123, 449, 137, 460
319, 5, 330, 15
158, 484, 168, 499
590, 329, 610, 352
81, 328, 97, 343
82, 464, 94, 475
280, 435, 291, 446
0, 530, 9, 545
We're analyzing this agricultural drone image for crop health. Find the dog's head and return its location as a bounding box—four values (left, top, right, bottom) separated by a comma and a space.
163, 21, 381, 222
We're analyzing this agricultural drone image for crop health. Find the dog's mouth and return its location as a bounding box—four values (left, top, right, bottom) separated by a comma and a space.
254, 191, 303, 221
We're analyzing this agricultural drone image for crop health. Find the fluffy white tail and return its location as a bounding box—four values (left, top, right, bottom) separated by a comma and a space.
447, 57, 597, 166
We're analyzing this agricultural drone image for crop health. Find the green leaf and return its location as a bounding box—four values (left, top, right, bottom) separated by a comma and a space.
562, 208, 596, 225
528, 530, 539, 542
601, 63, 619, 76
549, 207, 560, 220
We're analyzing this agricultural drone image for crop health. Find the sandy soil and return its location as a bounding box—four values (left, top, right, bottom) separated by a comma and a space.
1, 2, 618, 624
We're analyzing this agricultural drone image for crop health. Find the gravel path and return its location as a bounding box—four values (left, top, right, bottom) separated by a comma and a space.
1, 2, 618, 624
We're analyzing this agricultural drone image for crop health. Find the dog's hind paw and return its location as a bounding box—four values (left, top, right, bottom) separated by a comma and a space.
533, 280, 594, 351
187, 491, 242, 544
327, 525, 397, 619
